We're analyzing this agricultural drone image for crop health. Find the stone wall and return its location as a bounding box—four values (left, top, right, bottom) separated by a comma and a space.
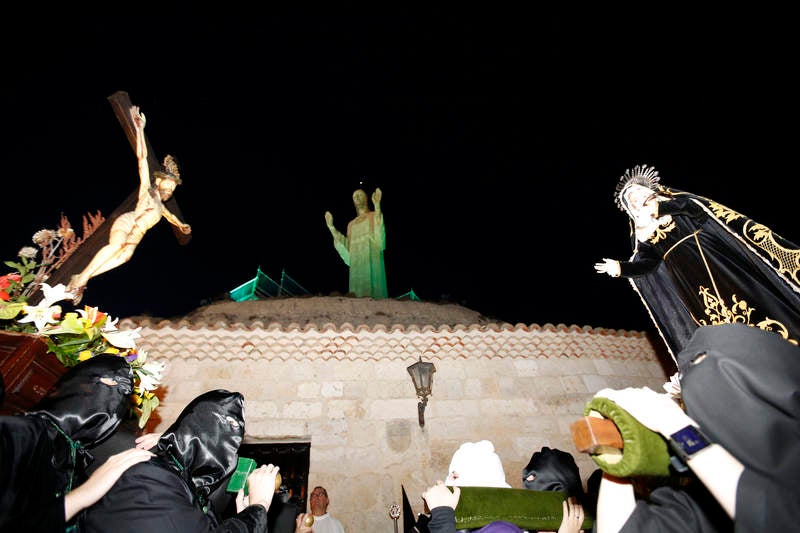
125, 318, 672, 532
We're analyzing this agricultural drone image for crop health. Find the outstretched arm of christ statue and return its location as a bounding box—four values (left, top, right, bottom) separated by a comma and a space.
325, 210, 350, 265
66, 106, 190, 301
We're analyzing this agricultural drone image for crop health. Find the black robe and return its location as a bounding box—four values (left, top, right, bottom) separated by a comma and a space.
0, 355, 133, 532
76, 389, 269, 533
619, 189, 800, 360
622, 324, 800, 531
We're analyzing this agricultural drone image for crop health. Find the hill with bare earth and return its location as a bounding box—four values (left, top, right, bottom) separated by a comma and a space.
163, 296, 501, 327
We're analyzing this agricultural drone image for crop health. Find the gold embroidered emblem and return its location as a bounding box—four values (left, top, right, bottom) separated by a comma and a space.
648, 220, 676, 245
743, 221, 800, 285
707, 201, 743, 223
698, 286, 797, 345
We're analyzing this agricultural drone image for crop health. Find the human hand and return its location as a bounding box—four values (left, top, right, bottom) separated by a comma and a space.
130, 106, 146, 128
241, 464, 280, 512
372, 188, 382, 206
557, 497, 585, 533
594, 387, 693, 436
180, 223, 192, 234
135, 432, 162, 450
325, 211, 334, 227
593, 258, 620, 277
64, 448, 154, 520
422, 480, 460, 511
295, 512, 314, 532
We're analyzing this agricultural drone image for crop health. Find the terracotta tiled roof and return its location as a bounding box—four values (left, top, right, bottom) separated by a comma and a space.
120, 317, 658, 363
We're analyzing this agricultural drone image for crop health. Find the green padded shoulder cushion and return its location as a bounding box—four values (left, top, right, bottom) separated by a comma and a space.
454, 486, 593, 531
583, 396, 671, 478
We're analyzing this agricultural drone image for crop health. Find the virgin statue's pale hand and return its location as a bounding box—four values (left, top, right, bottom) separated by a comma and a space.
594, 258, 621, 277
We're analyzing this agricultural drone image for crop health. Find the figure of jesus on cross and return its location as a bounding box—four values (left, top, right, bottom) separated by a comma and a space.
66, 105, 191, 302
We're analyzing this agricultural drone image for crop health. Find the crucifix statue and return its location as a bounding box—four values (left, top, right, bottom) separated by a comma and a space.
60, 92, 192, 302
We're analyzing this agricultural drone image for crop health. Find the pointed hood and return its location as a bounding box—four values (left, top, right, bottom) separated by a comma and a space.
678, 324, 800, 481
445, 440, 511, 488
156, 389, 245, 502
28, 354, 133, 447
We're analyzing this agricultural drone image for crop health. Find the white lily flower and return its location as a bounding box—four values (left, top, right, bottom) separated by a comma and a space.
101, 326, 142, 349
102, 314, 120, 331
135, 348, 149, 363
136, 360, 167, 392
662, 372, 682, 398
18, 304, 62, 331
39, 283, 75, 308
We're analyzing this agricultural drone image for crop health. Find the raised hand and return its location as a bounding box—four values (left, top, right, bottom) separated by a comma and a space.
594, 386, 692, 436
422, 480, 460, 511
130, 105, 146, 129
241, 463, 280, 512
294, 512, 314, 532
593, 258, 620, 277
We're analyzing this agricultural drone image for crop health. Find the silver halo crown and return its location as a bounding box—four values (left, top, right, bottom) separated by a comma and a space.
614, 164, 660, 211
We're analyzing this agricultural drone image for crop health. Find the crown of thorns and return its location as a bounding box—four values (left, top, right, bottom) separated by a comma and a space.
614, 164, 660, 211
154, 154, 182, 184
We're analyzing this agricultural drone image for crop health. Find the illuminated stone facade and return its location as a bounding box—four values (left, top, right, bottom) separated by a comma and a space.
122, 313, 671, 532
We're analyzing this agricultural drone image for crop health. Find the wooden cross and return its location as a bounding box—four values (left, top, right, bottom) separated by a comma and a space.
106, 90, 192, 247
43, 91, 191, 295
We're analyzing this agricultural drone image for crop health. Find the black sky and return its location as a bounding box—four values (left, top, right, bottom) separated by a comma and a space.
3, 9, 798, 333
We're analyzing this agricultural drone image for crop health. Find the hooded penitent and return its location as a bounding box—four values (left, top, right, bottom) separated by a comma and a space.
677, 324, 800, 531
619, 324, 800, 531
1, 354, 134, 532
76, 389, 260, 533
444, 440, 511, 488
155, 388, 246, 504
29, 354, 134, 448
521, 446, 584, 499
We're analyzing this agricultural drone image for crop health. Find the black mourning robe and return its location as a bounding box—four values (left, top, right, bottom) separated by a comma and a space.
76, 389, 269, 532
619, 189, 800, 360
622, 324, 800, 531
0, 355, 133, 532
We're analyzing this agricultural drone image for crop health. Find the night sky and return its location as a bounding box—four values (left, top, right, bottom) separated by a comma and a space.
3, 9, 798, 334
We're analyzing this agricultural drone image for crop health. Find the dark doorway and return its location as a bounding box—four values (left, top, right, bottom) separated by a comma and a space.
217, 440, 311, 523
240, 441, 311, 509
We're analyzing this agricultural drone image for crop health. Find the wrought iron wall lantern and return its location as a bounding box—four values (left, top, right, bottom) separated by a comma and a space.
407, 356, 436, 427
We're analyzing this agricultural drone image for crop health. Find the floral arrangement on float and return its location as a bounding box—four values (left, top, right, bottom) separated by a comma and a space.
0, 218, 165, 427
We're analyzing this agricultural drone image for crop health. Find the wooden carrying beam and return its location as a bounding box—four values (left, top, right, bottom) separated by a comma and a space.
571, 416, 624, 454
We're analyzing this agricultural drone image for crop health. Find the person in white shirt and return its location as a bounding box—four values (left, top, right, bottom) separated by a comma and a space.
309, 485, 345, 533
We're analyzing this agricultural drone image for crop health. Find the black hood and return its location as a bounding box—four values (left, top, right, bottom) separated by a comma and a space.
679, 324, 800, 481
522, 446, 584, 497
28, 354, 133, 447
156, 389, 245, 501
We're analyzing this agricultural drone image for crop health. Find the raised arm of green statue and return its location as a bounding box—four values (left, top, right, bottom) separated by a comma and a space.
324, 187, 388, 299
325, 210, 350, 265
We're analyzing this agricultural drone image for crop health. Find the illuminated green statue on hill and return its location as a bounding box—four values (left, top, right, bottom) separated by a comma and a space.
325, 187, 388, 299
